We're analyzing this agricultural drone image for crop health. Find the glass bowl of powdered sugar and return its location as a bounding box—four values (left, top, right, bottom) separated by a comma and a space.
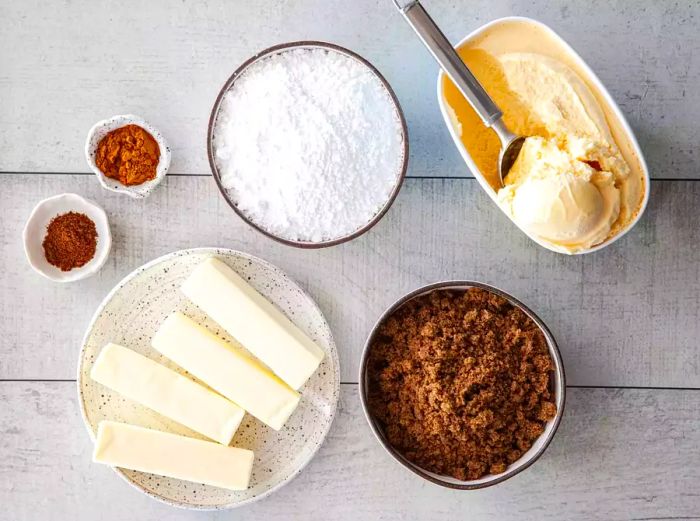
208, 41, 408, 248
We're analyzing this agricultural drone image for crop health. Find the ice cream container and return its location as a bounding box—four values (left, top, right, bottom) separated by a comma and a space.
437, 17, 650, 255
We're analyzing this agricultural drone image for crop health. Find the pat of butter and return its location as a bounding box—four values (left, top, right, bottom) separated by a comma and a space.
181, 257, 325, 390
90, 343, 244, 445
152, 312, 300, 430
93, 421, 254, 491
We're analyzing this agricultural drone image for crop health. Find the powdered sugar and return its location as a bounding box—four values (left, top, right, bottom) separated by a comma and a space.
213, 47, 405, 243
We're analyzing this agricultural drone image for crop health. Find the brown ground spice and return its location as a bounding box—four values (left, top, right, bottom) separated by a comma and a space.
42, 212, 98, 271
367, 288, 557, 480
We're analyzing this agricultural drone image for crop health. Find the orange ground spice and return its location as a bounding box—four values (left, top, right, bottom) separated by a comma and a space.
95, 124, 160, 186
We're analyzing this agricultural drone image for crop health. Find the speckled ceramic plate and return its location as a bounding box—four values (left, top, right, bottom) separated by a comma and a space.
77, 248, 340, 510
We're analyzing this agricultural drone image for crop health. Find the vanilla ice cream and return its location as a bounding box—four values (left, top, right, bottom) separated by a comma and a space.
493, 52, 634, 252
442, 22, 645, 254
498, 136, 620, 249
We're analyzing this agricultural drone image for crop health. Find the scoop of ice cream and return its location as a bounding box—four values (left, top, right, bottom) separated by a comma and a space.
443, 48, 642, 253
511, 174, 604, 243
499, 137, 620, 251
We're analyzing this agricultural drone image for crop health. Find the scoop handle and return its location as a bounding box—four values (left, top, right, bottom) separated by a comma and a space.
395, 0, 503, 127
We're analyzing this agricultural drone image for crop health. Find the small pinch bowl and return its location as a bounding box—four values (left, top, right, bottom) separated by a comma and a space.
207, 41, 409, 249
23, 193, 112, 283
85, 114, 171, 199
359, 281, 566, 489
436, 17, 651, 255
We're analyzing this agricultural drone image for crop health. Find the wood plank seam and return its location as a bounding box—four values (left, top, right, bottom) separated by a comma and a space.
0, 171, 696, 182
1, 380, 700, 392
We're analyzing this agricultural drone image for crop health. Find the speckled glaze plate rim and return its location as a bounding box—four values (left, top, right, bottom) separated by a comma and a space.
76, 247, 341, 510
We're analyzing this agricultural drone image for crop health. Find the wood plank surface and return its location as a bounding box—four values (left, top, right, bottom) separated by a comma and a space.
3, 1, 700, 519
1, 382, 698, 521
0, 0, 697, 179
1, 174, 699, 388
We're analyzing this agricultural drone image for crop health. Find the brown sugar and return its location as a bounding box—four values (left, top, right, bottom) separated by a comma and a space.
95, 124, 160, 186
366, 287, 557, 480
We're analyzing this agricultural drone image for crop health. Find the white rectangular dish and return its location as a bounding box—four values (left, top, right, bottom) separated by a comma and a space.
436, 17, 650, 255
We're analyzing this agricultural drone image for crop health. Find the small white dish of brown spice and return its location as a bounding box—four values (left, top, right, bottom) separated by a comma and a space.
85, 114, 171, 199
359, 281, 565, 489
23, 193, 112, 282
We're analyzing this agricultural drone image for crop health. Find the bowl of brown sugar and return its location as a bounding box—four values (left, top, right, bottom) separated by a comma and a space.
359, 281, 565, 489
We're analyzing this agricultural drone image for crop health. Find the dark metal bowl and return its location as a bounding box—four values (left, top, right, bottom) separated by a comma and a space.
207, 41, 409, 249
359, 280, 566, 489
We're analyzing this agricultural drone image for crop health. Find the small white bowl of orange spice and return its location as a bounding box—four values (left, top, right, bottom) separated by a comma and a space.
85, 114, 171, 198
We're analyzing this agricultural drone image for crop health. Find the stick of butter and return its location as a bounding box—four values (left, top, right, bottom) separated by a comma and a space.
93, 421, 254, 490
181, 257, 325, 390
90, 343, 244, 445
152, 312, 300, 430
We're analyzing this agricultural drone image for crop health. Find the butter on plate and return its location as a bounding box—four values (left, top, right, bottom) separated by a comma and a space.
93, 421, 254, 491
90, 342, 244, 445
152, 312, 301, 431
181, 257, 324, 390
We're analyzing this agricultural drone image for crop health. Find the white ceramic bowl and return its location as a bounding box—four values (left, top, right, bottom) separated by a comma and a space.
23, 193, 112, 282
436, 17, 651, 255
85, 114, 171, 199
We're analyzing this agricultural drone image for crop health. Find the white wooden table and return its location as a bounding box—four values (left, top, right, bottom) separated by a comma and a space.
1, 1, 699, 519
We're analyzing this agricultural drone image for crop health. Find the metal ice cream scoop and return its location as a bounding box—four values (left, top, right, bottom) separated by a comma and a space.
393, 0, 525, 186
